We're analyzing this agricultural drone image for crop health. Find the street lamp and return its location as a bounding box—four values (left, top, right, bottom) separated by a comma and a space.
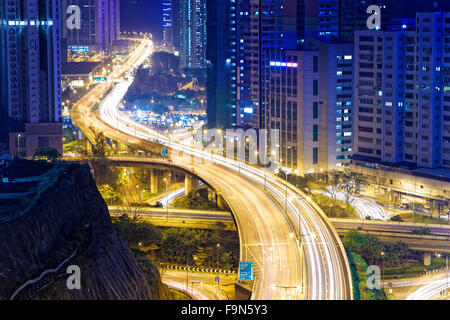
17, 134, 21, 158
279, 168, 291, 213
216, 243, 220, 289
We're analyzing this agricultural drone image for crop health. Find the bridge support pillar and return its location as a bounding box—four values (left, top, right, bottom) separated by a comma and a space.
118, 142, 128, 152
424, 252, 432, 266
150, 169, 158, 194
185, 174, 199, 194
217, 194, 226, 210
86, 140, 93, 154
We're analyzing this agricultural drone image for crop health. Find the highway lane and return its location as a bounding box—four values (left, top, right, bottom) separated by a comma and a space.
331, 218, 450, 236
406, 275, 450, 300
71, 39, 353, 300
109, 208, 233, 221
162, 269, 235, 300
97, 98, 353, 299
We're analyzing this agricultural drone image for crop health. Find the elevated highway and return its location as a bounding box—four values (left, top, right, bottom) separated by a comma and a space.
332, 219, 450, 253
70, 38, 353, 300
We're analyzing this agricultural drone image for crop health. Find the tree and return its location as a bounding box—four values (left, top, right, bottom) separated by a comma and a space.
193, 247, 208, 266
91, 129, 108, 159
339, 170, 368, 207
220, 252, 234, 270
98, 184, 121, 205
327, 170, 343, 202
33, 147, 61, 161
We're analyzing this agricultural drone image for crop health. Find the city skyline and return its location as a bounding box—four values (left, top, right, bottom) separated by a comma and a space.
0, 0, 449, 303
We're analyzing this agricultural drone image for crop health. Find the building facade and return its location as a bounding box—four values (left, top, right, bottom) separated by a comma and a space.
63, 0, 120, 51
353, 12, 450, 169
262, 49, 318, 172
206, 0, 237, 128
1, 0, 63, 156
180, 0, 207, 69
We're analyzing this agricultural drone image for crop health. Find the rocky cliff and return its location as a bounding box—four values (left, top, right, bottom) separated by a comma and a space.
0, 162, 167, 300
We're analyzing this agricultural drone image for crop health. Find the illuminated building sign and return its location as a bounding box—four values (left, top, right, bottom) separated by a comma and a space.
269, 61, 298, 68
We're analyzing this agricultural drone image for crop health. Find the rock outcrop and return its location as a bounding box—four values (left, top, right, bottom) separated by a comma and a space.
0, 162, 164, 300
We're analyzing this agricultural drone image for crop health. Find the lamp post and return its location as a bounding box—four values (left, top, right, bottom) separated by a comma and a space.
17, 134, 21, 158
164, 176, 169, 217
216, 243, 220, 289
279, 168, 291, 213
381, 251, 385, 278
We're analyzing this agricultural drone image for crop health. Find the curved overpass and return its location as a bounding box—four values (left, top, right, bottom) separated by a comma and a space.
70, 38, 353, 300
107, 157, 302, 299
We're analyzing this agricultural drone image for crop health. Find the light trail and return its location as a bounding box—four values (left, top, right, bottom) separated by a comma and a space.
97, 81, 353, 300
315, 189, 389, 221
406, 276, 450, 300
72, 37, 353, 300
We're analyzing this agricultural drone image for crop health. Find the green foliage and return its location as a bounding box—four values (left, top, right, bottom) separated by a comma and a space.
113, 214, 162, 247
193, 246, 208, 266
327, 169, 368, 206
33, 147, 61, 161
171, 188, 219, 211
98, 184, 121, 205
312, 193, 357, 218
347, 252, 388, 300
151, 51, 181, 75
390, 215, 403, 222
91, 130, 109, 159
342, 231, 413, 266
412, 227, 432, 235
383, 258, 447, 280
112, 216, 239, 269
220, 251, 235, 270
63, 139, 85, 154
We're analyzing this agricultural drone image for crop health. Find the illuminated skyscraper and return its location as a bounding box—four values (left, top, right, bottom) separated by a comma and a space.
63, 0, 120, 51
0, 0, 63, 155
162, 0, 173, 48
180, 0, 206, 69
207, 0, 306, 129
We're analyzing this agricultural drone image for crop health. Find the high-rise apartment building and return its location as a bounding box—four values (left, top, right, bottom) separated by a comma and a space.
353, 12, 450, 169
217, 0, 306, 129
162, 0, 173, 48
318, 0, 393, 42
180, 0, 207, 69
171, 0, 181, 54
310, 36, 354, 170
63, 0, 120, 51
262, 49, 319, 172
262, 36, 353, 173
206, 0, 237, 128
0, 0, 63, 156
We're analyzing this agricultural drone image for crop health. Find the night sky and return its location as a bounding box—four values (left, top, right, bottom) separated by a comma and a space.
120, 0, 163, 40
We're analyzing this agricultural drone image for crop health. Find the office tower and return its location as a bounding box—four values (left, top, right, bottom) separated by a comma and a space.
237, 0, 306, 128
353, 30, 384, 161
235, 0, 260, 127
353, 12, 450, 169
63, 0, 97, 47
262, 49, 319, 172
318, 0, 393, 42
98, 0, 120, 50
206, 0, 237, 128
309, 36, 354, 170
262, 36, 353, 173
162, 0, 173, 48
317, 0, 339, 37
1, 0, 63, 156
171, 0, 181, 54
63, 0, 120, 51
0, 0, 7, 148
180, 0, 207, 69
